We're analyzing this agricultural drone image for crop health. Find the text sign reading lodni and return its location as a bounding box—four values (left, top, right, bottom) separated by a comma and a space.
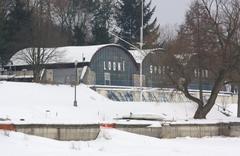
104, 61, 126, 72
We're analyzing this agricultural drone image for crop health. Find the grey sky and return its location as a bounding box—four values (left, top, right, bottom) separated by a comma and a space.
151, 0, 193, 25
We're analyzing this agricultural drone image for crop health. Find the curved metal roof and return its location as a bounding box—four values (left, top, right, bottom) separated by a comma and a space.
11, 44, 164, 66
11, 44, 130, 66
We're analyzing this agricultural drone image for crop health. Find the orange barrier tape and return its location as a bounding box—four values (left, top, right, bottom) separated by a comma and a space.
100, 123, 116, 128
0, 124, 16, 131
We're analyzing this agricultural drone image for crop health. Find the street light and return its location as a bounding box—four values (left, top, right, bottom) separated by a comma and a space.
73, 60, 78, 107
140, 0, 144, 102
22, 69, 27, 79
108, 0, 144, 101
108, 31, 144, 101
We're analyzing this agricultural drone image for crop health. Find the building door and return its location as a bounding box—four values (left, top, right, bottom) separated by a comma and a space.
104, 72, 111, 85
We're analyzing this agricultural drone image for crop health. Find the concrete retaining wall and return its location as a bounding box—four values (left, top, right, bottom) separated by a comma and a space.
95, 87, 237, 103
15, 124, 100, 141
160, 123, 226, 138
4, 122, 240, 141
115, 123, 229, 139
227, 122, 240, 137
115, 124, 161, 138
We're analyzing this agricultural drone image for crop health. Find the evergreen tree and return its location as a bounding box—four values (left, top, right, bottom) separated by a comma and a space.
73, 23, 87, 46
0, 0, 11, 65
115, 0, 160, 49
70, 0, 95, 45
91, 0, 114, 44
7, 0, 31, 36
4, 0, 32, 63
0, 14, 7, 65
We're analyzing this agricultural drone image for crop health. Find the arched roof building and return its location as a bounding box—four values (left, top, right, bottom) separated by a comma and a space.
10, 44, 139, 86
141, 49, 174, 88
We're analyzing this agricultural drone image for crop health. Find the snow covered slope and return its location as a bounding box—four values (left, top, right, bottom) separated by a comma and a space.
0, 81, 236, 124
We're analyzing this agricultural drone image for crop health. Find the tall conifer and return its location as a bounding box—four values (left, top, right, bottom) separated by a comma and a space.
115, 0, 160, 49
91, 0, 114, 44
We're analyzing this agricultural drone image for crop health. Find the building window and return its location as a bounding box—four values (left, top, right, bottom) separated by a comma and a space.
104, 72, 111, 85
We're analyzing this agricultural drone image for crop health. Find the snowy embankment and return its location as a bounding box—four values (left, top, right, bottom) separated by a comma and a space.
0, 81, 237, 124
1, 128, 240, 156
1, 81, 240, 155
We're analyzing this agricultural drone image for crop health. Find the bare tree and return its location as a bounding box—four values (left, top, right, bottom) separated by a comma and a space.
13, 47, 63, 81
51, 0, 70, 31
158, 24, 178, 48
238, 84, 240, 117
10, 0, 67, 82
165, 0, 240, 119
51, 0, 95, 44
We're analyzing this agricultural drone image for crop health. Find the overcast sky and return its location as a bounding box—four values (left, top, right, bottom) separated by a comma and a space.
151, 0, 193, 25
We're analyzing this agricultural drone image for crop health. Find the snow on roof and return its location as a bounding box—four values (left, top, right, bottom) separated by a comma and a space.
128, 50, 147, 63
11, 44, 165, 66
11, 44, 118, 66
129, 48, 165, 63
55, 44, 110, 63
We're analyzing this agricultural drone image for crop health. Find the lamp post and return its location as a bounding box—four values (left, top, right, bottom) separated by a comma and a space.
139, 0, 144, 102
238, 84, 240, 117
22, 69, 27, 78
108, 31, 144, 101
73, 60, 78, 107
107, 0, 144, 101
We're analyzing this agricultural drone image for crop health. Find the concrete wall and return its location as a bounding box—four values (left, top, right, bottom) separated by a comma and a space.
227, 122, 240, 137
9, 122, 240, 141
160, 123, 223, 138
45, 69, 54, 82
133, 74, 145, 87
115, 123, 240, 138
95, 87, 238, 104
15, 124, 100, 141
82, 68, 96, 85
115, 124, 161, 138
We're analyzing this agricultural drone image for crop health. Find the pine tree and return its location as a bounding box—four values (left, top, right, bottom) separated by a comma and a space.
4, 0, 32, 62
0, 15, 5, 63
70, 0, 95, 45
0, 17, 8, 65
73, 23, 87, 46
7, 0, 31, 39
0, 0, 11, 65
91, 0, 114, 44
115, 0, 160, 49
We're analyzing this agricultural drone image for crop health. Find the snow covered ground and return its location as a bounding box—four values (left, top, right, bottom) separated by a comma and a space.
1, 128, 240, 156
0, 81, 238, 124
0, 81, 237, 124
1, 81, 240, 155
